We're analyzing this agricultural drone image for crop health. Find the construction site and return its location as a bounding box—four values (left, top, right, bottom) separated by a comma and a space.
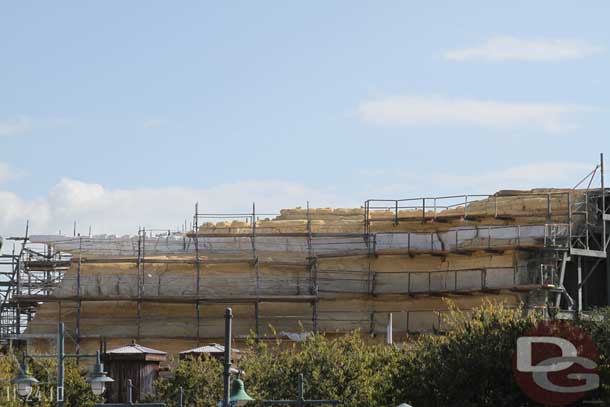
1, 155, 609, 358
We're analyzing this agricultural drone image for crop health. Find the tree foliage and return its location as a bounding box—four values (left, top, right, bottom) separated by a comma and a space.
0, 352, 101, 407
10, 301, 610, 406
392, 300, 539, 407
577, 307, 610, 404
149, 355, 223, 407
240, 331, 397, 407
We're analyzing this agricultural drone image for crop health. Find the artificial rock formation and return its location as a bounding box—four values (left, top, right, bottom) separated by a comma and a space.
23, 190, 577, 356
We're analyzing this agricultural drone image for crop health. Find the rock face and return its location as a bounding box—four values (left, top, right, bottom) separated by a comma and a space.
24, 190, 577, 356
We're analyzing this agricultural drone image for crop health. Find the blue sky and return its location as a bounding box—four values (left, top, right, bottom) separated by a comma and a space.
1, 1, 609, 237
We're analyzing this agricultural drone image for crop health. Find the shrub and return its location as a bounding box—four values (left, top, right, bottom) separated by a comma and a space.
392, 300, 540, 407
577, 307, 610, 404
241, 331, 393, 407
151, 355, 223, 407
150, 302, 543, 407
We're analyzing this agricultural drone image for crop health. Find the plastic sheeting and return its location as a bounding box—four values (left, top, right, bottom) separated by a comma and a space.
30, 224, 568, 257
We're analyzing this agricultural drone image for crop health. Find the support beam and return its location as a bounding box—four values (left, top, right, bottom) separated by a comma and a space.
76, 237, 82, 358
555, 252, 569, 308
578, 256, 583, 312
601, 153, 610, 306
570, 248, 607, 258
194, 203, 201, 343
578, 258, 603, 289
136, 228, 145, 339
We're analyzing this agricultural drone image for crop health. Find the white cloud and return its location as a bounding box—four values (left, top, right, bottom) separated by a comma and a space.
444, 36, 605, 61
357, 95, 595, 133
360, 161, 596, 197
1, 162, 602, 245
0, 178, 341, 239
0, 116, 32, 137
0, 162, 26, 184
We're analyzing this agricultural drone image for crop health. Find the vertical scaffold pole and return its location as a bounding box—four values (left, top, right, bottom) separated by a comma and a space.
252, 202, 260, 338
578, 256, 583, 312
364, 200, 369, 236
194, 203, 201, 343
76, 237, 82, 360
602, 153, 606, 249
601, 153, 610, 305
306, 202, 317, 333
137, 227, 145, 339
555, 251, 569, 309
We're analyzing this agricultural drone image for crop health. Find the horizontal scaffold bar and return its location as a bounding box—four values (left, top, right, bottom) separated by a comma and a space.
13, 294, 318, 304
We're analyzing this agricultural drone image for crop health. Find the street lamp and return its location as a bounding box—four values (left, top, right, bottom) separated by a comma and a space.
12, 322, 113, 406
219, 308, 254, 407
229, 377, 254, 406
11, 355, 39, 399
86, 351, 114, 396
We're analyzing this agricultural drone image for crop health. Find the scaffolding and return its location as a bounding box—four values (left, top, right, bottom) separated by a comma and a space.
1, 156, 609, 346
554, 153, 610, 314
0, 223, 71, 343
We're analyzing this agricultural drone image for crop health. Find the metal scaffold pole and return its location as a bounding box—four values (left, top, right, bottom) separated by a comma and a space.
602, 153, 610, 306
76, 237, 82, 359
194, 203, 201, 343
252, 202, 261, 338
137, 227, 145, 339
306, 202, 318, 333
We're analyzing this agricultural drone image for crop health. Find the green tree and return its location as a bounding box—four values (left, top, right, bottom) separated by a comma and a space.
241, 331, 393, 407
0, 352, 24, 406
577, 307, 610, 404
149, 303, 542, 407
63, 360, 101, 407
0, 351, 101, 407
151, 355, 223, 407
392, 300, 540, 407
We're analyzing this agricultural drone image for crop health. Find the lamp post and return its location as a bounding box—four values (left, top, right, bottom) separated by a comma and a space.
12, 322, 113, 405
223, 308, 232, 407
262, 374, 341, 407
220, 307, 254, 407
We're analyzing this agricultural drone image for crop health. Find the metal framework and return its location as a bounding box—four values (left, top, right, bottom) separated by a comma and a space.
1, 155, 609, 343
557, 153, 610, 313
0, 223, 70, 344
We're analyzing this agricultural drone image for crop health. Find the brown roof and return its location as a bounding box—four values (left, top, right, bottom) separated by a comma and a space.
105, 340, 167, 362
